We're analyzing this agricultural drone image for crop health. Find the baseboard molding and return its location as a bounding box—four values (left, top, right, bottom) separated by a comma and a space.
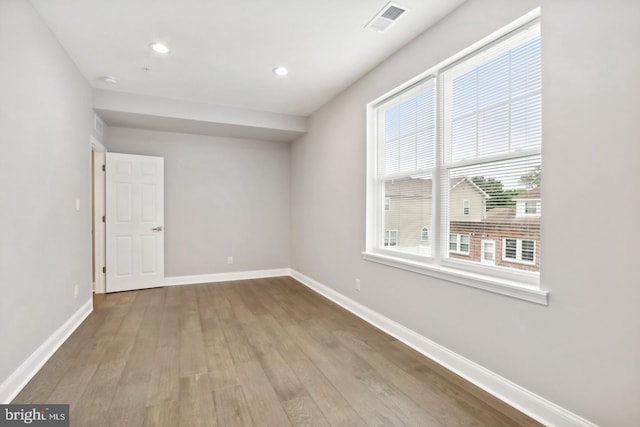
289, 269, 596, 427
0, 299, 93, 404
164, 268, 291, 287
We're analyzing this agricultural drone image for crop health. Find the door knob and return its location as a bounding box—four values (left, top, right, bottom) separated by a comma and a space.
152, 226, 163, 231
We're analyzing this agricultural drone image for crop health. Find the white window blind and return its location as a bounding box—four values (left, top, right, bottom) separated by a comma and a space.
378, 79, 436, 257
381, 80, 436, 177
443, 22, 541, 272
443, 26, 541, 165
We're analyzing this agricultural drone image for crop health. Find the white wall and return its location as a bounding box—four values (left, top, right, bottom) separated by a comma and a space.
290, 0, 640, 425
106, 128, 291, 277
0, 0, 93, 389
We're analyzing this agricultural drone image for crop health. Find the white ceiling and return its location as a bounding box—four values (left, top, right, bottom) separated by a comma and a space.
30, 0, 464, 118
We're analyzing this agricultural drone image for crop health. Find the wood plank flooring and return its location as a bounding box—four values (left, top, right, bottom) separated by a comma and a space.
13, 277, 542, 426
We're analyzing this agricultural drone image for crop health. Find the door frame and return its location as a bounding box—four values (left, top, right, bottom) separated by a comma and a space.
481, 239, 496, 265
91, 136, 107, 294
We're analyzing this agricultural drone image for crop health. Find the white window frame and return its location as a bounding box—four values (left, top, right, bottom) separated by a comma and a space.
421, 227, 429, 242
384, 229, 398, 247
502, 238, 536, 265
363, 9, 547, 305
525, 201, 537, 214
449, 233, 470, 255
462, 200, 470, 215
385, 197, 391, 211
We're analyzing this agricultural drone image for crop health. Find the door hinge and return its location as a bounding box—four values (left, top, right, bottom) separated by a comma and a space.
102, 164, 105, 172
102, 215, 105, 223
102, 266, 106, 274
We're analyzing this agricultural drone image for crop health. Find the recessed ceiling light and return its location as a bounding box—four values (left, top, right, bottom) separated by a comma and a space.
273, 66, 289, 76
150, 42, 170, 54
101, 76, 118, 84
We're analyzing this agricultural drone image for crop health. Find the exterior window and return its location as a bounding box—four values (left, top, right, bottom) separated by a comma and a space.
366, 16, 542, 295
449, 234, 470, 255
525, 201, 537, 214
522, 239, 535, 262
421, 227, 429, 241
384, 230, 398, 247
503, 238, 536, 264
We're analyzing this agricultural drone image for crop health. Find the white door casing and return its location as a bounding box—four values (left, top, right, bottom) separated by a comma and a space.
105, 153, 164, 292
92, 147, 106, 293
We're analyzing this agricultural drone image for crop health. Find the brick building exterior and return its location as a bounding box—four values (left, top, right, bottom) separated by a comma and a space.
385, 177, 540, 272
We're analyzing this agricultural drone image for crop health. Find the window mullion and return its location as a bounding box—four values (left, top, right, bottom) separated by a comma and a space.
433, 74, 445, 263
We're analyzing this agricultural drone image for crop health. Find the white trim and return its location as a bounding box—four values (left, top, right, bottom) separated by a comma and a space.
90, 135, 106, 153
289, 270, 595, 427
362, 251, 547, 305
163, 268, 290, 286
0, 299, 93, 404
449, 233, 470, 255
502, 238, 536, 266
384, 229, 398, 247
90, 136, 106, 294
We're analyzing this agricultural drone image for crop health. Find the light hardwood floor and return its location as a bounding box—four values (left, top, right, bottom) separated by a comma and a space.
14, 277, 542, 426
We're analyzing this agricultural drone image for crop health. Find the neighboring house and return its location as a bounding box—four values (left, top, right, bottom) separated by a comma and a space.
449, 177, 489, 222
385, 178, 540, 272
384, 178, 433, 254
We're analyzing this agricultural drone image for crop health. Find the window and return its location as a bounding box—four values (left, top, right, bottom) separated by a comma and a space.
503, 238, 536, 264
365, 14, 545, 304
525, 201, 537, 214
384, 230, 398, 247
385, 197, 391, 211
449, 234, 470, 255
421, 227, 429, 241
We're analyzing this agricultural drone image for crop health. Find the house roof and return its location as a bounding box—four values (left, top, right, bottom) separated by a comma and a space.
450, 177, 491, 199
386, 177, 492, 199
513, 186, 541, 200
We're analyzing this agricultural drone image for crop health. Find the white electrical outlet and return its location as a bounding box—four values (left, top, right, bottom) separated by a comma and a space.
355, 278, 361, 291
227, 256, 234, 265
74, 284, 79, 299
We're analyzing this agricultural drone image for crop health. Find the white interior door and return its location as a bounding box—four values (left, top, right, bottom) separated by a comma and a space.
106, 153, 164, 292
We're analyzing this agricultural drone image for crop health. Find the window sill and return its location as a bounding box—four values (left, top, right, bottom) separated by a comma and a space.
362, 251, 548, 305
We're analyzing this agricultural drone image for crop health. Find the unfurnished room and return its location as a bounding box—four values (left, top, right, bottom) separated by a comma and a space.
0, 0, 638, 426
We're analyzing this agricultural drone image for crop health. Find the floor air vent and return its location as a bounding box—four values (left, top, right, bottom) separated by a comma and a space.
365, 2, 407, 33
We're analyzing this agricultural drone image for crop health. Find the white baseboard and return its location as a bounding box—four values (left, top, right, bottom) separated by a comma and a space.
0, 299, 93, 404
289, 269, 596, 427
164, 268, 291, 287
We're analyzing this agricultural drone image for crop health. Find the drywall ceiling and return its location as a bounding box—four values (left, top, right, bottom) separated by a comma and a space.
30, 0, 465, 118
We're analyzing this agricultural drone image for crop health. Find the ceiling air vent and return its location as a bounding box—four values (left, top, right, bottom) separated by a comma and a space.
365, 2, 407, 33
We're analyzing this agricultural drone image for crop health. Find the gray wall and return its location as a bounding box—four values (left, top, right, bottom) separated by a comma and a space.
106, 128, 291, 277
0, 0, 93, 386
290, 0, 640, 425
